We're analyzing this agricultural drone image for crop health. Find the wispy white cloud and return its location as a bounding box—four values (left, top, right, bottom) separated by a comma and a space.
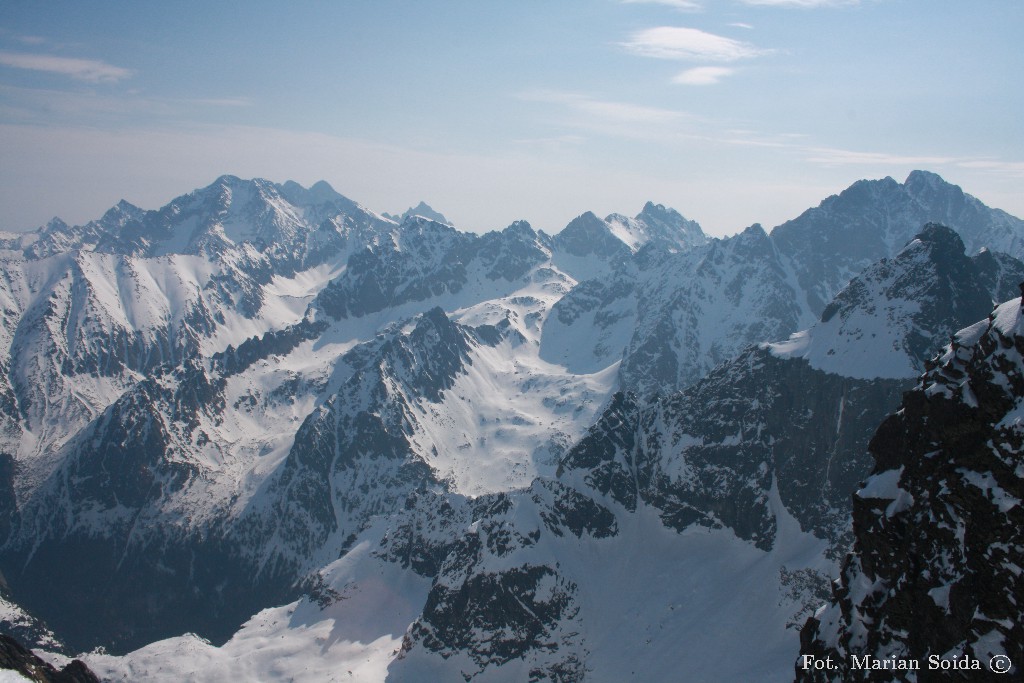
519, 90, 682, 124
673, 66, 735, 85
0, 51, 133, 83
512, 134, 588, 152
620, 0, 703, 11
728, 22, 755, 29
0, 84, 255, 131
956, 159, 1024, 175
805, 147, 955, 166
16, 36, 47, 46
188, 97, 254, 108
621, 26, 767, 62
739, 0, 859, 7
803, 147, 1024, 179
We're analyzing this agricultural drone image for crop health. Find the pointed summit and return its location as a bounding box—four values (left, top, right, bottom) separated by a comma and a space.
276, 179, 352, 209
637, 201, 677, 222
769, 222, 1008, 379
635, 201, 708, 251
903, 169, 946, 191
553, 211, 629, 260
100, 200, 145, 226
399, 201, 452, 226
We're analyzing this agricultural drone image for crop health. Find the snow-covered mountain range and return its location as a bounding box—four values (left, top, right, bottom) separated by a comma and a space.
1, 170, 1022, 681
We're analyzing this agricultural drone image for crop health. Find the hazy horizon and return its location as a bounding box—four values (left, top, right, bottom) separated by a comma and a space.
1, 0, 1021, 237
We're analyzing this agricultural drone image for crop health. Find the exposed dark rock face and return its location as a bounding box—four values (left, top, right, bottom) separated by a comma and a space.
0, 454, 15, 547
773, 170, 1024, 316
552, 212, 632, 261
0, 586, 61, 654
384, 482, 605, 683
797, 302, 1024, 681
561, 349, 908, 552
788, 223, 1024, 379
821, 224, 993, 351
619, 223, 807, 396
315, 216, 554, 321
212, 316, 329, 377
316, 218, 475, 319
0, 634, 98, 683
972, 247, 1024, 304
1, 355, 246, 653
406, 564, 579, 669
473, 220, 551, 282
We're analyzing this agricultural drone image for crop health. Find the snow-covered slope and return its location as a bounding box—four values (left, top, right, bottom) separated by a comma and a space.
83, 471, 832, 683
544, 223, 812, 396
768, 223, 1024, 379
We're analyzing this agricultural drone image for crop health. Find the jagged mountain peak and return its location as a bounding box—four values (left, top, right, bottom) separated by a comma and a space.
43, 216, 70, 233
903, 167, 952, 193
739, 222, 768, 239
633, 201, 708, 251
769, 170, 1024, 317
416, 304, 456, 332
308, 179, 342, 200
636, 200, 685, 226
552, 210, 630, 260
819, 174, 907, 211
769, 221, 1016, 379
564, 210, 604, 230
905, 220, 967, 257
640, 199, 667, 214
200, 174, 282, 203
275, 179, 354, 210
394, 201, 452, 226
106, 199, 143, 216
197, 174, 283, 206
502, 219, 536, 237
719, 222, 771, 257
393, 215, 466, 251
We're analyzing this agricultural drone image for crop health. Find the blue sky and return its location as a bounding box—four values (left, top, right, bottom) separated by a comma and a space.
0, 0, 1021, 236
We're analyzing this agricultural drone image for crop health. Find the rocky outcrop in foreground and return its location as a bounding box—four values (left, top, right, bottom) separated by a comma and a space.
797, 298, 1024, 681
0, 634, 98, 682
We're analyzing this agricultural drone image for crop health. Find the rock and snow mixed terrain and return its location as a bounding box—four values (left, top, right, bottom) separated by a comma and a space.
798, 298, 1024, 681
1, 170, 1023, 681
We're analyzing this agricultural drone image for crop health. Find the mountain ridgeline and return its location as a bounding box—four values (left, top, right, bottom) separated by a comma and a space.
0, 171, 1022, 682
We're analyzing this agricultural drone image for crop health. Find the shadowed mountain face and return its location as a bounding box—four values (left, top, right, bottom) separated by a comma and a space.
772, 170, 1024, 315
768, 223, 1024, 380
0, 633, 99, 682
549, 219, 1024, 399
0, 171, 1023, 681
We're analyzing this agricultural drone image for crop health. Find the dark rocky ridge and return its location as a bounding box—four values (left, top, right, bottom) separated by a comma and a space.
561, 350, 908, 551
0, 634, 98, 682
773, 170, 1024, 316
